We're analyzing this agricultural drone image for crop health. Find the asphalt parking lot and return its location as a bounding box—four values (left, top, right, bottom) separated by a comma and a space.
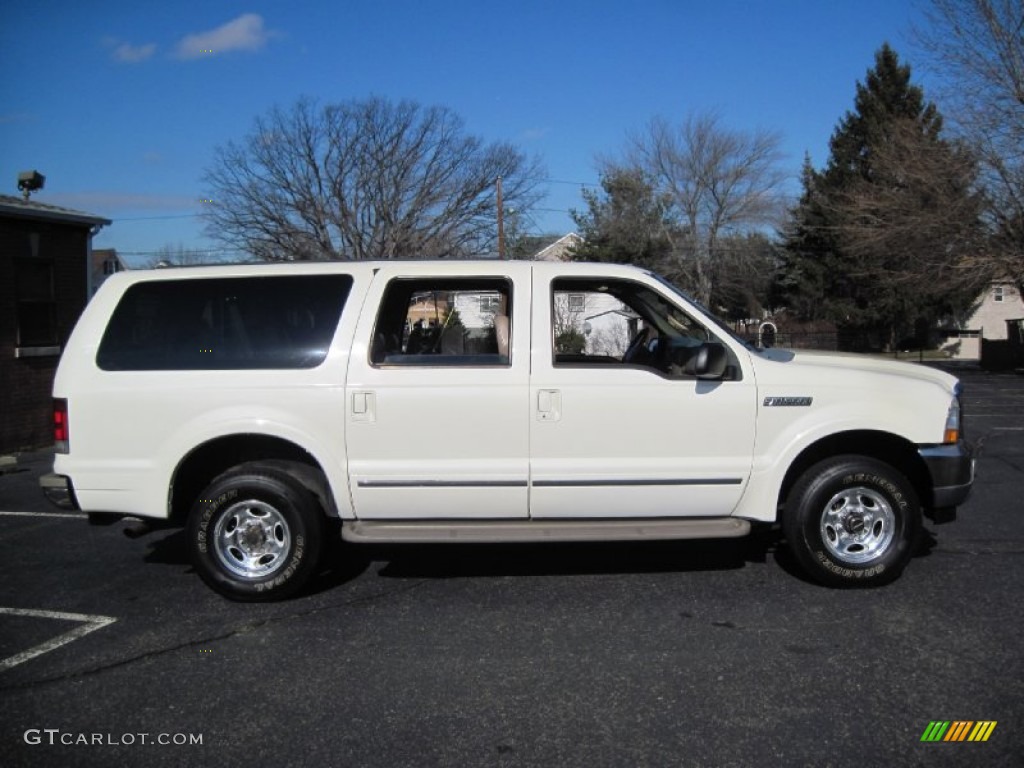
0, 363, 1022, 767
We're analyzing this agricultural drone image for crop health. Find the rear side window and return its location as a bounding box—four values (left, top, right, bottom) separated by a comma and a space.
370, 277, 511, 366
97, 275, 353, 370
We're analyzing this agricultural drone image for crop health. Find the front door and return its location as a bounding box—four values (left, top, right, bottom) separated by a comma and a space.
528, 270, 757, 519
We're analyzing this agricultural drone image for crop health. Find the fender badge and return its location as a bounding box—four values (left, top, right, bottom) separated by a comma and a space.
763, 396, 813, 407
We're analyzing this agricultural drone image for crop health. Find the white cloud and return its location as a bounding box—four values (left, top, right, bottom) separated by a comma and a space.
174, 14, 270, 60
102, 37, 156, 63
113, 42, 157, 63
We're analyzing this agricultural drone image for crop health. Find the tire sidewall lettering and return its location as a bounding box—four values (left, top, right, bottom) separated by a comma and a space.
194, 489, 239, 555
814, 549, 886, 579
253, 534, 306, 592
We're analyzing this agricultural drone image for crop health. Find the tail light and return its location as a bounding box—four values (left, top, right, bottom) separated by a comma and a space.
53, 398, 69, 453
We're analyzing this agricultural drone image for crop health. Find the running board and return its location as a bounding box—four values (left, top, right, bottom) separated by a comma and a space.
341, 518, 750, 544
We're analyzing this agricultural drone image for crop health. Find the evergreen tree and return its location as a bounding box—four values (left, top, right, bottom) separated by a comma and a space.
777, 157, 843, 322
782, 44, 983, 350
569, 166, 675, 271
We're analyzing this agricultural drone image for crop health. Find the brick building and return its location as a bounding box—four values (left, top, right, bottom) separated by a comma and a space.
0, 195, 110, 453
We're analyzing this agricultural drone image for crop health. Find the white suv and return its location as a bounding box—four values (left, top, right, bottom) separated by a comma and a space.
41, 260, 973, 600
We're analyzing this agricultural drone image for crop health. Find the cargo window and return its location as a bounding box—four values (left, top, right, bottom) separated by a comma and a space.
96, 274, 352, 370
371, 278, 511, 366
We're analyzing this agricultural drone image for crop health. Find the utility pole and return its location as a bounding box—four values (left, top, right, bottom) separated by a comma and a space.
496, 176, 505, 259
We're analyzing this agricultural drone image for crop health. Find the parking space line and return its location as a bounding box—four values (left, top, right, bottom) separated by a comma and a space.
0, 511, 87, 520
0, 607, 117, 671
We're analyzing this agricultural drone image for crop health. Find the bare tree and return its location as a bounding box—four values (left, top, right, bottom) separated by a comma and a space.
829, 116, 986, 301
589, 322, 630, 357
823, 114, 991, 346
203, 97, 544, 261
552, 293, 586, 351
710, 233, 780, 319
624, 112, 786, 305
916, 0, 1024, 285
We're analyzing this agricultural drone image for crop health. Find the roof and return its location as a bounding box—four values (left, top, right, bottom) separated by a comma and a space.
0, 194, 111, 228
94, 258, 657, 288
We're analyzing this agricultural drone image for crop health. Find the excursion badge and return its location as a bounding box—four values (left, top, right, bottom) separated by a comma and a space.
763, 396, 813, 407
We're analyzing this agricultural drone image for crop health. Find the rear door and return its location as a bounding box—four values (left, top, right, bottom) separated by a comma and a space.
345, 264, 530, 519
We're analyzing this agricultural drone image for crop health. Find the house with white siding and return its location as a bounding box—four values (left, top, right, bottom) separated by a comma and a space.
965, 282, 1024, 340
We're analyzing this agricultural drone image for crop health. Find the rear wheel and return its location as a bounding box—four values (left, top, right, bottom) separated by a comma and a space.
187, 463, 324, 601
783, 456, 920, 587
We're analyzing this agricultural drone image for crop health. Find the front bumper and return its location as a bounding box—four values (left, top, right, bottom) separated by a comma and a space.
40, 473, 80, 511
918, 442, 975, 510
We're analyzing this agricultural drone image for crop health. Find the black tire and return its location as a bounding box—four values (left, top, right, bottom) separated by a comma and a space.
187, 463, 325, 601
783, 455, 920, 588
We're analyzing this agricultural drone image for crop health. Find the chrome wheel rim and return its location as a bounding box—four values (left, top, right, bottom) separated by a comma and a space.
213, 499, 291, 580
819, 486, 895, 564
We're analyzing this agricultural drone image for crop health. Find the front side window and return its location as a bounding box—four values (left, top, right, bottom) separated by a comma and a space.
551, 278, 724, 378
371, 277, 511, 366
96, 274, 353, 370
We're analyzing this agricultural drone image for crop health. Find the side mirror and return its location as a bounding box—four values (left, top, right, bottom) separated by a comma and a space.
684, 342, 728, 379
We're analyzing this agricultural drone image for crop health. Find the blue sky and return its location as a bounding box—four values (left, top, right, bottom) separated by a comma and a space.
1, 1, 933, 264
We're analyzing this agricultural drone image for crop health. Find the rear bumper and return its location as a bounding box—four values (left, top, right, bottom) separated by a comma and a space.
918, 442, 975, 509
39, 473, 80, 511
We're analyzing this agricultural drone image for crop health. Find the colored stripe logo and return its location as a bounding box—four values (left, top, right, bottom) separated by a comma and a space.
920, 721, 997, 742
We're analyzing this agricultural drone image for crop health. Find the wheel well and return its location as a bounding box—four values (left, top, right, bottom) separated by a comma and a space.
169, 435, 331, 523
777, 431, 932, 512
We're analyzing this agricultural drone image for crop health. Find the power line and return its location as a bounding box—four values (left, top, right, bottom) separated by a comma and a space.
542, 178, 600, 187
113, 213, 203, 222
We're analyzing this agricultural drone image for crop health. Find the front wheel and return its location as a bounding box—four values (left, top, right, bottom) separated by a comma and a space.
783, 456, 920, 587
187, 464, 324, 601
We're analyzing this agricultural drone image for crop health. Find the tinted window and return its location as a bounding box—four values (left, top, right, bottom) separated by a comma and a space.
97, 275, 352, 370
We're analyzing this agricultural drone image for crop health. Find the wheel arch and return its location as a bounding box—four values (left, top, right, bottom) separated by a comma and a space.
169, 434, 339, 524
777, 430, 931, 515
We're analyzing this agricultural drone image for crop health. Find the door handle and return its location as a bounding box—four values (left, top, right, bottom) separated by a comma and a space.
537, 389, 561, 421
351, 391, 375, 422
